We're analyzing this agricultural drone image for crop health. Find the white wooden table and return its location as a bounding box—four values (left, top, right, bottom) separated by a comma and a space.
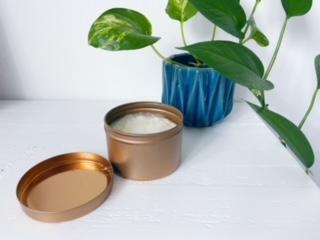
1, 100, 320, 240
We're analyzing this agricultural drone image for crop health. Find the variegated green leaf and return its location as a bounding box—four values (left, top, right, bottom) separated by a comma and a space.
166, 0, 197, 22
88, 8, 160, 51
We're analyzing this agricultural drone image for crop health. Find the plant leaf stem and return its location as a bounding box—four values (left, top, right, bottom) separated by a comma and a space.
179, 20, 204, 66
151, 45, 168, 62
298, 88, 319, 128
151, 45, 186, 66
263, 18, 288, 81
241, 37, 251, 45
180, 21, 188, 46
241, 0, 260, 43
238, 0, 264, 107
260, 17, 288, 108
211, 25, 217, 40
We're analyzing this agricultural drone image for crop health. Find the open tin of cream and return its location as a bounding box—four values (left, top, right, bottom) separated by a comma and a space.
105, 102, 183, 181
16, 102, 183, 222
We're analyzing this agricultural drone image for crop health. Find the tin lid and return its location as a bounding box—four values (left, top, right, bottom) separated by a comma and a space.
16, 152, 113, 222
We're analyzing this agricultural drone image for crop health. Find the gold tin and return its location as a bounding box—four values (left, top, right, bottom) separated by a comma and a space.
104, 102, 183, 181
16, 152, 113, 222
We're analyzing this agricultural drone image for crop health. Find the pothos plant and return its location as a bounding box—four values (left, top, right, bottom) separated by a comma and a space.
88, 0, 318, 172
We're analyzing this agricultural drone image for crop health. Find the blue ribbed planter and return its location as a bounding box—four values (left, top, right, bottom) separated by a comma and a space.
162, 54, 235, 127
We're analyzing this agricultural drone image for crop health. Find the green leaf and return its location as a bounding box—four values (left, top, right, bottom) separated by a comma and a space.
248, 17, 269, 47
180, 41, 274, 90
315, 55, 320, 89
281, 0, 313, 18
189, 0, 246, 39
248, 102, 315, 168
252, 30, 269, 47
88, 8, 160, 51
166, 0, 197, 22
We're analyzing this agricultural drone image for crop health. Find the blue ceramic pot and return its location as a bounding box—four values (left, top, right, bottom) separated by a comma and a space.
162, 54, 235, 127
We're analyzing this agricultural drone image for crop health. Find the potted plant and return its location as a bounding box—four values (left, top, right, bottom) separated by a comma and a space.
88, 1, 263, 128
88, 0, 318, 172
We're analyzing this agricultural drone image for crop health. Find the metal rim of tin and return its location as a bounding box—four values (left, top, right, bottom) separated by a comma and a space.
16, 152, 113, 222
104, 101, 183, 140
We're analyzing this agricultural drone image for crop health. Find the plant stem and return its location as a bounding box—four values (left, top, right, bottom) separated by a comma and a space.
238, 0, 264, 108
211, 25, 217, 41
242, 0, 260, 40
259, 18, 288, 108
298, 88, 319, 128
263, 18, 288, 81
249, 89, 265, 107
151, 45, 186, 66
180, 21, 187, 46
260, 92, 266, 108
151, 45, 168, 62
179, 21, 205, 66
259, 93, 266, 107
241, 37, 251, 45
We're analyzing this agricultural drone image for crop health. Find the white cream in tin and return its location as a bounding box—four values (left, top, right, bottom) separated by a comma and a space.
111, 112, 176, 134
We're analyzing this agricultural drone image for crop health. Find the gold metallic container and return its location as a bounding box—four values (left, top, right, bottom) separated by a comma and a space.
104, 102, 183, 181
16, 152, 113, 222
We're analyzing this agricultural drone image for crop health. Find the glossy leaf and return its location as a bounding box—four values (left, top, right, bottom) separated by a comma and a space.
248, 102, 315, 168
88, 8, 160, 51
180, 41, 274, 90
249, 18, 269, 47
189, 0, 246, 39
166, 0, 197, 22
281, 0, 313, 18
315, 55, 320, 89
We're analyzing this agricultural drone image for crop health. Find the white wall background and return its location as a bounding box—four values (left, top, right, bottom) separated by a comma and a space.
0, 0, 319, 180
